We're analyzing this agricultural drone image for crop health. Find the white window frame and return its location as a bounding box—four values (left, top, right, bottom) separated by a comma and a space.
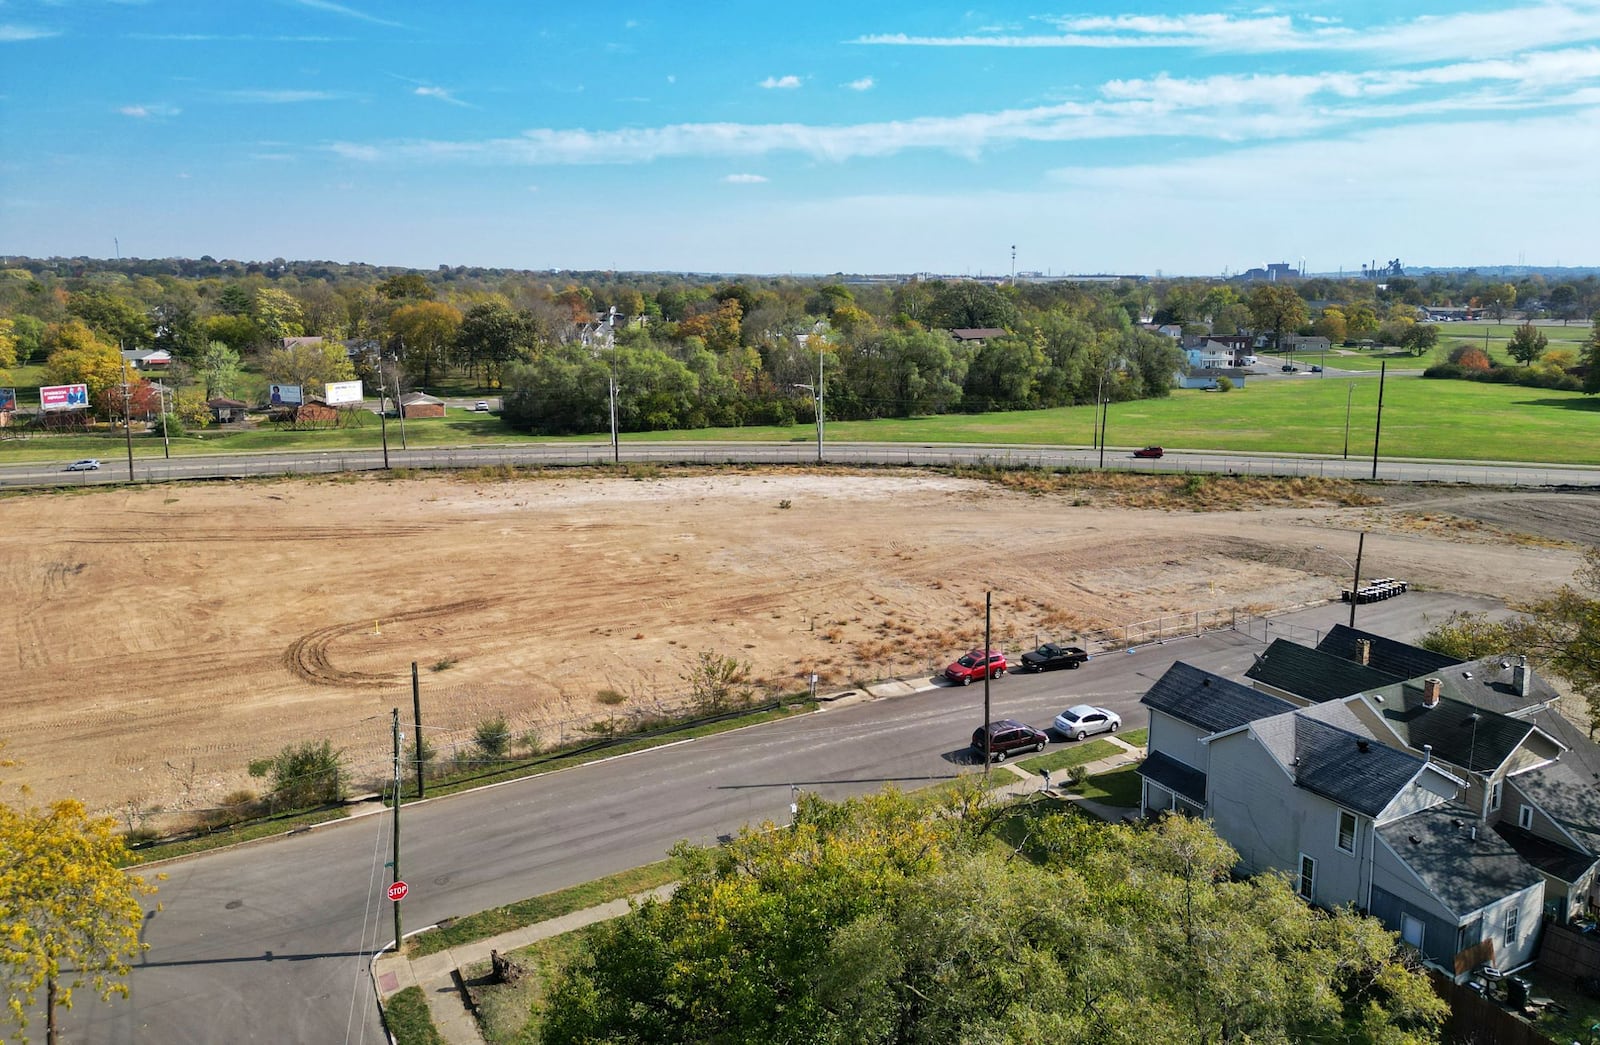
1337, 810, 1357, 855
1504, 904, 1519, 947
1298, 853, 1316, 901
1518, 805, 1534, 830
1489, 779, 1502, 813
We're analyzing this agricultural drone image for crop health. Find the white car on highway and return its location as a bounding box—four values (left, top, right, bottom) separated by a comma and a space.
1053, 704, 1121, 741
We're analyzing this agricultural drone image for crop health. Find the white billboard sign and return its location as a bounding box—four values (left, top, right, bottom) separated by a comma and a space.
267, 383, 303, 406
324, 380, 364, 406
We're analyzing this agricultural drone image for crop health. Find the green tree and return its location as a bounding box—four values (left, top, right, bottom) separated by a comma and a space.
376, 273, 435, 301
1345, 302, 1380, 340
1400, 323, 1440, 356
0, 793, 160, 1043
261, 339, 356, 394
1585, 311, 1600, 394
43, 321, 130, 402
1485, 282, 1517, 324
681, 650, 753, 715
1246, 285, 1309, 351
1312, 307, 1347, 344
66, 289, 152, 349
455, 302, 538, 388
540, 788, 1445, 1045
387, 300, 462, 388
252, 288, 305, 342
1550, 284, 1580, 324
0, 318, 17, 379
1506, 322, 1548, 365
1423, 547, 1600, 731
198, 341, 244, 400
249, 739, 344, 810
925, 281, 1017, 331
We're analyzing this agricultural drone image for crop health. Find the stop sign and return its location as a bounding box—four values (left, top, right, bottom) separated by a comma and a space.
387, 880, 409, 902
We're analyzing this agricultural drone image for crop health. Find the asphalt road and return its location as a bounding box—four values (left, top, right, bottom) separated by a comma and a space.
61, 590, 1500, 1043
5, 440, 1598, 490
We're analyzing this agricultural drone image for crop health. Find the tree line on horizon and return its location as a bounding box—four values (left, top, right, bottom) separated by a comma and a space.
2, 260, 1598, 433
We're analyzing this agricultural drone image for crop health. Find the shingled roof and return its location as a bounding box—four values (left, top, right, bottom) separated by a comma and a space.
1292, 715, 1429, 818
1366, 681, 1536, 775
1141, 662, 1295, 734
1245, 639, 1401, 703
1316, 624, 1461, 680
1137, 750, 1207, 804
1381, 805, 1542, 918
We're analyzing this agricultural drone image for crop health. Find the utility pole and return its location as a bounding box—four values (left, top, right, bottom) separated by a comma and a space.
1097, 396, 1109, 469
122, 380, 135, 482
411, 662, 424, 799
375, 354, 391, 469
982, 591, 993, 778
1371, 361, 1387, 480
391, 708, 402, 949
608, 350, 619, 464
1349, 532, 1365, 629
159, 384, 171, 459
814, 347, 825, 464
1342, 382, 1355, 460
392, 348, 408, 451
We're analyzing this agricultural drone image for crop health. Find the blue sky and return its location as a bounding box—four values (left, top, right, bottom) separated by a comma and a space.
4, 1, 1600, 275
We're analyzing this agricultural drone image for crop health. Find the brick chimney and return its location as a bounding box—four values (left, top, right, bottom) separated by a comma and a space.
1422, 678, 1443, 707
1354, 638, 1371, 666
1513, 655, 1531, 698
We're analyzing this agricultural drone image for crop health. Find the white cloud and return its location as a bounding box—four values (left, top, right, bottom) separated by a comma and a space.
414, 85, 469, 107
760, 75, 802, 89
119, 103, 180, 118
723, 173, 768, 183
846, 77, 875, 91
292, 0, 406, 29
666, 75, 676, 84
1, 24, 59, 42
222, 89, 344, 103
853, 4, 1600, 60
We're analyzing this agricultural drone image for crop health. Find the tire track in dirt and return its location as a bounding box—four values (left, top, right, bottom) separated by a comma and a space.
57, 524, 440, 544
283, 596, 510, 687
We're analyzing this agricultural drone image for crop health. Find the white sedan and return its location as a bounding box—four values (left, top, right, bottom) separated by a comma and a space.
1053, 704, 1121, 741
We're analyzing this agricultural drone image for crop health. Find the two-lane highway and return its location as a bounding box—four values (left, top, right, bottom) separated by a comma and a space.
62, 591, 1497, 1042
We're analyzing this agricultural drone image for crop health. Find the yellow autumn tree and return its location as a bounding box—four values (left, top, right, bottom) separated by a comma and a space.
0, 793, 159, 1043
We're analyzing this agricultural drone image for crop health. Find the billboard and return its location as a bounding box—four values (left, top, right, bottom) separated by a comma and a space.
40, 384, 90, 412
324, 380, 364, 406
267, 383, 303, 406
0, 388, 15, 412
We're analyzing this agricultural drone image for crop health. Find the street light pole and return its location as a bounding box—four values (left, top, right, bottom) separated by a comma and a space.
374, 354, 391, 470
160, 384, 171, 460
122, 379, 135, 482
981, 591, 993, 779
608, 350, 619, 464
1371, 361, 1387, 480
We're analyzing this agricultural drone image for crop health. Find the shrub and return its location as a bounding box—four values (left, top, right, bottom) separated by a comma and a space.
1447, 345, 1491, 370
474, 715, 511, 761
250, 739, 345, 810
1213, 376, 1233, 392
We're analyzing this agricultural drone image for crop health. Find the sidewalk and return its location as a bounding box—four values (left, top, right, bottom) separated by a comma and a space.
371, 884, 676, 1045
991, 733, 1146, 821
369, 740, 1144, 1044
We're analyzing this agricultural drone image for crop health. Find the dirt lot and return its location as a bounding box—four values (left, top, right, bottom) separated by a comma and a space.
0, 468, 1592, 820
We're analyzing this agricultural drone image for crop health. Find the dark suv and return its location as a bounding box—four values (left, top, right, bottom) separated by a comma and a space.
971, 720, 1048, 762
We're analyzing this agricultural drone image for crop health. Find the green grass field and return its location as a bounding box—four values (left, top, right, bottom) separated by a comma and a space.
5, 373, 1599, 467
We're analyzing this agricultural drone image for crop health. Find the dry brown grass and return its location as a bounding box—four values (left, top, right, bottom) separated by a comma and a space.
954, 467, 1385, 510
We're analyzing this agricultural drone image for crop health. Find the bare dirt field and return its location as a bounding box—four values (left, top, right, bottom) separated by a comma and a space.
0, 468, 1592, 821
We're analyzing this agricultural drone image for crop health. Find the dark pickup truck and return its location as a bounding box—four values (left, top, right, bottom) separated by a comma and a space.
1018, 643, 1089, 673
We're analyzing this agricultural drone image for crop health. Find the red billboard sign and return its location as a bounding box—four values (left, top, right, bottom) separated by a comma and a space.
40, 384, 90, 412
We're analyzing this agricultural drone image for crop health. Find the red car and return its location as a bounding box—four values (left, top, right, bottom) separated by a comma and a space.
1133, 446, 1164, 459
944, 649, 1006, 685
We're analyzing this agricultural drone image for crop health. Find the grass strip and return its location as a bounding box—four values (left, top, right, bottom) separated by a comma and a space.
1118, 728, 1149, 747
1015, 739, 1121, 774
121, 807, 348, 866
1075, 766, 1144, 808
407, 859, 679, 958
382, 985, 447, 1045
404, 702, 811, 803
